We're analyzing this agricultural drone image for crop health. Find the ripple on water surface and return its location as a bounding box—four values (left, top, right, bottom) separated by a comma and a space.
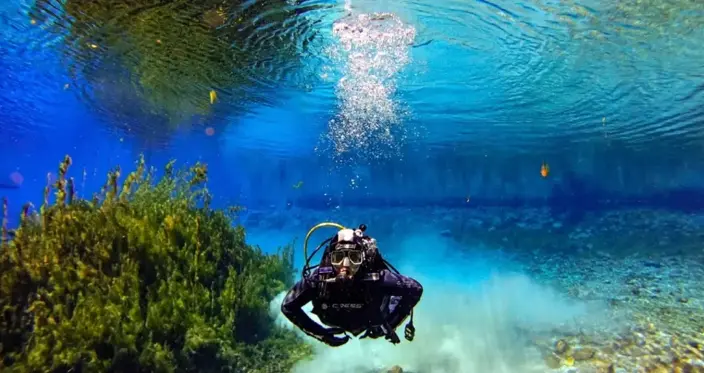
2, 0, 704, 157
389, 0, 704, 154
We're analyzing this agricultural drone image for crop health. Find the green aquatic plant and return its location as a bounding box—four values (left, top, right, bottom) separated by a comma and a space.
0, 155, 313, 372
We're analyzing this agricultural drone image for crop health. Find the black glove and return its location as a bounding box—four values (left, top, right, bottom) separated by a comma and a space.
360, 326, 384, 339
361, 324, 400, 344
384, 329, 401, 344
320, 327, 350, 347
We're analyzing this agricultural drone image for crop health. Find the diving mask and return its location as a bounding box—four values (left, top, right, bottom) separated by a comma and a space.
330, 229, 364, 279
330, 243, 364, 278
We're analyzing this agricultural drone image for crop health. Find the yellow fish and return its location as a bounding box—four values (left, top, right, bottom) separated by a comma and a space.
540, 161, 550, 178
292, 181, 303, 189
209, 90, 217, 104
564, 356, 574, 366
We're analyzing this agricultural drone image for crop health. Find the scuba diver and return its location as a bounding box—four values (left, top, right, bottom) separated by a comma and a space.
281, 223, 423, 347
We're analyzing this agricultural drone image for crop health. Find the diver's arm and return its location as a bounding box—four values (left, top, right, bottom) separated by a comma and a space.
280, 276, 332, 341
377, 270, 423, 329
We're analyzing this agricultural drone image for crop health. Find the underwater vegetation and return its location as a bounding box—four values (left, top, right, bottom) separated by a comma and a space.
28, 0, 324, 145
0, 155, 312, 372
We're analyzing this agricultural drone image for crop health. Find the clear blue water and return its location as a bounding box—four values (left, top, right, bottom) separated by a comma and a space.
2, 0, 704, 371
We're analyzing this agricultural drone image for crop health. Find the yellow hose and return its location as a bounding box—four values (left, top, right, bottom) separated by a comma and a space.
303, 222, 345, 260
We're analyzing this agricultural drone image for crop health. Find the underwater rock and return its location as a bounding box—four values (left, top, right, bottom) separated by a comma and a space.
555, 339, 570, 354
386, 365, 403, 373
572, 347, 596, 361
643, 260, 662, 268
544, 353, 562, 369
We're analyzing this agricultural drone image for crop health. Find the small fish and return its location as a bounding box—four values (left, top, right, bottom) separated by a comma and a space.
292, 181, 303, 189
0, 182, 20, 190
540, 161, 550, 178
209, 90, 217, 104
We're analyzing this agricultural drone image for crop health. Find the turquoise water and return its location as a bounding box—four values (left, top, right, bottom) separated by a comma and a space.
2, 0, 704, 371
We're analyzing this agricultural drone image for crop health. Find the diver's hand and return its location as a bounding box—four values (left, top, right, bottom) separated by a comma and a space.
321, 327, 350, 347
363, 324, 400, 344
361, 326, 384, 339
385, 329, 401, 344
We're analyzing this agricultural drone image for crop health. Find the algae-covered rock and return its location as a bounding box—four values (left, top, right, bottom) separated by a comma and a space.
0, 155, 312, 372
543, 353, 562, 369
387, 365, 404, 373
572, 347, 597, 361
555, 338, 569, 354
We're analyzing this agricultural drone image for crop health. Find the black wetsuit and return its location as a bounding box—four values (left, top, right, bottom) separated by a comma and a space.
281, 266, 423, 346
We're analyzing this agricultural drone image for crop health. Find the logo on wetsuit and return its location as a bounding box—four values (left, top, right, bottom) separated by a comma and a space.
321, 303, 364, 310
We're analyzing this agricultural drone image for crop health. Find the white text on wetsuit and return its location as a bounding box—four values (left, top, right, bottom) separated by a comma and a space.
321, 303, 364, 309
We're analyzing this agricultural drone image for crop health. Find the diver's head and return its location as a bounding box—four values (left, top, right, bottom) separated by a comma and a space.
330, 228, 365, 280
